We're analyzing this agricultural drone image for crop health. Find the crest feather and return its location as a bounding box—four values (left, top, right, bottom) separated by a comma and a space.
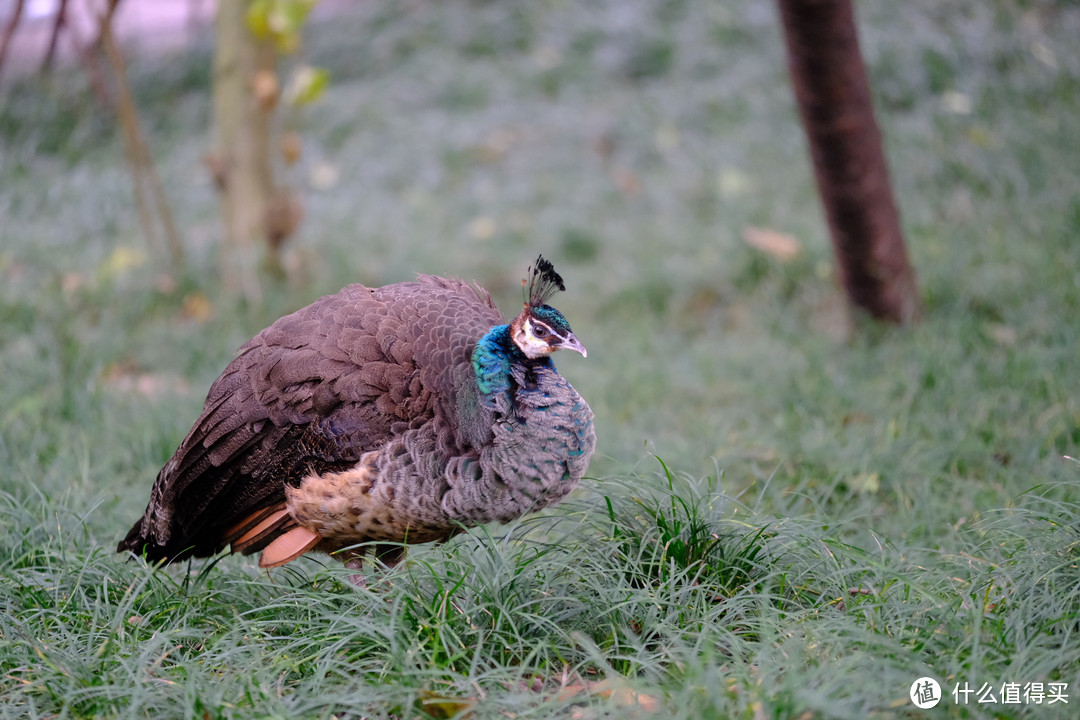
523, 255, 566, 308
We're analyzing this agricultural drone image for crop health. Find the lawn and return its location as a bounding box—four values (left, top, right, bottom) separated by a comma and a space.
2, 0, 1079, 718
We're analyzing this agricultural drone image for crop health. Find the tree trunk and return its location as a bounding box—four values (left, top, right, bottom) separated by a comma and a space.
777, 0, 919, 324
0, 0, 26, 80
211, 1, 277, 304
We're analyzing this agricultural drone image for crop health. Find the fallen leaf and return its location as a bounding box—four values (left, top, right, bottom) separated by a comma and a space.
556, 679, 660, 712
102, 363, 189, 397
603, 686, 660, 712
555, 683, 589, 702
743, 227, 800, 262
418, 690, 476, 719
181, 292, 214, 322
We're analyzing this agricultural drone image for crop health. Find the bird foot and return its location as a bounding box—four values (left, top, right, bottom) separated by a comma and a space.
344, 556, 367, 588
337, 545, 406, 588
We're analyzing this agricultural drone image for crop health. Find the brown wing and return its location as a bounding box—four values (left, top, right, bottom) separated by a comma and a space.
118, 276, 504, 563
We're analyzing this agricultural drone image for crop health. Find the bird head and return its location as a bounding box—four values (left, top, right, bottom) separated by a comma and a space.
510, 256, 587, 360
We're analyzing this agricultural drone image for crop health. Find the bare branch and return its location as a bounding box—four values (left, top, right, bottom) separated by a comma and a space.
99, 0, 185, 269
41, 0, 70, 73
0, 0, 26, 79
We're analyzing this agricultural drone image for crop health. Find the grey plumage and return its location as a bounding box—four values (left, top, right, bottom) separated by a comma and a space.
118, 260, 595, 570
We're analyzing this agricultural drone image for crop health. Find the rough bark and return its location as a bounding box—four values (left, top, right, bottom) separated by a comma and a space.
211, 1, 277, 303
0, 0, 25, 79
777, 0, 920, 324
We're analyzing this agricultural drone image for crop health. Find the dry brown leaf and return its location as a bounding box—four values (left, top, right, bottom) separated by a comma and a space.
181, 292, 214, 322
603, 686, 661, 712
742, 226, 801, 262
418, 690, 476, 719
555, 683, 589, 702
102, 363, 189, 397
556, 679, 660, 712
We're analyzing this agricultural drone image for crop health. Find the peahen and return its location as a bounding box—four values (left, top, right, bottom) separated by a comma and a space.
118, 256, 595, 574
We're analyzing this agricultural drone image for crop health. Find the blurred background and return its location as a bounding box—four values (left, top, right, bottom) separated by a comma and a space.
1, 0, 1078, 525
3, 2, 1080, 716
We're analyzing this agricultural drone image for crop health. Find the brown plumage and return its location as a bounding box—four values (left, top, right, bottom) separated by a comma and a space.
118, 259, 596, 572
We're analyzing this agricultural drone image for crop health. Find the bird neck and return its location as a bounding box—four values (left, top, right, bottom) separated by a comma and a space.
472, 324, 551, 400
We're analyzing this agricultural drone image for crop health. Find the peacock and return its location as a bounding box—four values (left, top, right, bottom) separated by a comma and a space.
118, 257, 595, 575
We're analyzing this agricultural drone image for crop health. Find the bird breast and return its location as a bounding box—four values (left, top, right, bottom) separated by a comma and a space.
285, 363, 595, 548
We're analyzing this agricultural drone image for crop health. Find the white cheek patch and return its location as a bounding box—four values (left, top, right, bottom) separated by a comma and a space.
521, 320, 556, 356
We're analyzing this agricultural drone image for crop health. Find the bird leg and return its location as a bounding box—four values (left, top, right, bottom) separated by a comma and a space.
335, 544, 407, 588
374, 543, 406, 568
343, 554, 367, 588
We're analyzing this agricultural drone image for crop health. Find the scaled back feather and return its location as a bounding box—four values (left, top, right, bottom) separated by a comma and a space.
118, 258, 595, 576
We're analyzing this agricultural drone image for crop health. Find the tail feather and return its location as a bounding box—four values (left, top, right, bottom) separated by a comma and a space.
116, 518, 185, 563
222, 505, 285, 546
229, 506, 293, 555
258, 526, 322, 568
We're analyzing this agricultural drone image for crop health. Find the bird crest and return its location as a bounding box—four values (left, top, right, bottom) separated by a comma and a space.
522, 255, 566, 309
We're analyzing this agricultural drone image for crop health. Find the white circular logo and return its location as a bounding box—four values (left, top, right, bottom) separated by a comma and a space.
910, 677, 942, 709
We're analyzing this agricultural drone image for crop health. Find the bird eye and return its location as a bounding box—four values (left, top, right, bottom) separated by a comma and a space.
532, 323, 549, 338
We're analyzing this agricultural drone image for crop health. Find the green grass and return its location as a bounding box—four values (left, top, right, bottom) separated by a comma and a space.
2, 0, 1080, 717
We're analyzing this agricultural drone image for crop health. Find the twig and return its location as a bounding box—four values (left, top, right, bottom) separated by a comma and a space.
0, 0, 25, 80
40, 0, 70, 73
65, 0, 112, 107
99, 0, 185, 269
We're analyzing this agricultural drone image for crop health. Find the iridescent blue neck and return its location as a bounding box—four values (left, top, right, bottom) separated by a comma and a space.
472, 323, 556, 400
472, 324, 517, 397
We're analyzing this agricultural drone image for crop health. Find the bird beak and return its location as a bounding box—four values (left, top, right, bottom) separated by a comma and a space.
561, 333, 588, 358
